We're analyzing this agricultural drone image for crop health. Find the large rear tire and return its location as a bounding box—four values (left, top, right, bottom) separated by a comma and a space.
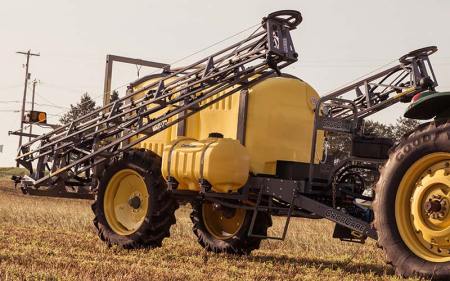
92, 149, 178, 249
190, 202, 272, 255
374, 120, 450, 279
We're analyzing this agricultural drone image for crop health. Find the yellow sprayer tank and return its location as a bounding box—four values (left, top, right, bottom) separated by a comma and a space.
131, 74, 323, 191
161, 136, 250, 193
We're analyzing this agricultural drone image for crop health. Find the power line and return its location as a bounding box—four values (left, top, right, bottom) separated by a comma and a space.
6, 23, 259, 126
33, 102, 68, 109
39, 81, 97, 94
46, 113, 63, 117
170, 22, 260, 67
0, 100, 20, 103
0, 84, 23, 91
0, 100, 68, 109
322, 59, 399, 96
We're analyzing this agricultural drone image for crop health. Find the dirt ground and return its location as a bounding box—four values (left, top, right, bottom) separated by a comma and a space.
0, 180, 418, 280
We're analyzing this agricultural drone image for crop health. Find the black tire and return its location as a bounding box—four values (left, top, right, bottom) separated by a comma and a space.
373, 120, 450, 279
190, 202, 272, 255
92, 149, 178, 249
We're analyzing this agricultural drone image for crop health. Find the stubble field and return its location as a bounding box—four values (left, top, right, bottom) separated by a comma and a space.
0, 179, 419, 281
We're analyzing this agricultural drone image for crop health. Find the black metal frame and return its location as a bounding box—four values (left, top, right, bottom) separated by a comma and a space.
176, 46, 440, 242
307, 48, 439, 192
16, 13, 299, 188
171, 175, 378, 240
102, 54, 170, 107
13, 11, 442, 243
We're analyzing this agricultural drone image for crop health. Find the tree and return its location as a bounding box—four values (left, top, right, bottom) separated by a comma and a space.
389, 117, 421, 140
110, 90, 119, 102
59, 92, 99, 125
363, 117, 420, 140
363, 120, 392, 138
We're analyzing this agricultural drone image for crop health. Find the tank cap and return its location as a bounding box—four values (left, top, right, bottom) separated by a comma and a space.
208, 132, 224, 138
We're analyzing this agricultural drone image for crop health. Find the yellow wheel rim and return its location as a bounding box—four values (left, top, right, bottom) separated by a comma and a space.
396, 152, 450, 262
104, 169, 149, 236
202, 203, 246, 240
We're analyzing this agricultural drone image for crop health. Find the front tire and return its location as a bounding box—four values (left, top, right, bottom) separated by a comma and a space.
374, 120, 450, 279
190, 202, 272, 255
92, 149, 178, 249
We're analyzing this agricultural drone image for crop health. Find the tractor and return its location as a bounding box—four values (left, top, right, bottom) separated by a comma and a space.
13, 10, 450, 279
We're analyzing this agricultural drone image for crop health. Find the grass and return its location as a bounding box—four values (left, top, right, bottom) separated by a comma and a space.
0, 180, 419, 281
0, 167, 28, 179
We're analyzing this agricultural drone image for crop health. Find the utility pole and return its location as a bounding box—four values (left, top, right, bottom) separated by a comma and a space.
16, 50, 40, 155
29, 79, 38, 141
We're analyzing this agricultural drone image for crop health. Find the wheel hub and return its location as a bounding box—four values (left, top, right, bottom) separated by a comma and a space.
410, 158, 450, 257
103, 169, 149, 235
128, 195, 142, 210
424, 195, 448, 219
202, 203, 246, 240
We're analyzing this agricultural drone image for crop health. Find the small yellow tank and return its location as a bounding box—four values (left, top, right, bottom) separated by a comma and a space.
161, 136, 250, 193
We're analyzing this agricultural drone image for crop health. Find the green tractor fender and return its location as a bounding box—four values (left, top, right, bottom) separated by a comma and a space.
404, 91, 450, 120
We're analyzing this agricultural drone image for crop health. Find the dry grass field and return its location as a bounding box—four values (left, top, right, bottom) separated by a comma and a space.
0, 179, 420, 281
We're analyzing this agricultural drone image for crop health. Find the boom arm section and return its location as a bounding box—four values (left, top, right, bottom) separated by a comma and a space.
307, 46, 440, 191
15, 10, 301, 188
318, 46, 439, 123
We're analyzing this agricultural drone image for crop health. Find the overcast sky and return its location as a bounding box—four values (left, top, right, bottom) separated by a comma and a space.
1, 0, 449, 166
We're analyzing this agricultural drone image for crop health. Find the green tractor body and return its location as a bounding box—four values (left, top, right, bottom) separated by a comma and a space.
404, 91, 450, 120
